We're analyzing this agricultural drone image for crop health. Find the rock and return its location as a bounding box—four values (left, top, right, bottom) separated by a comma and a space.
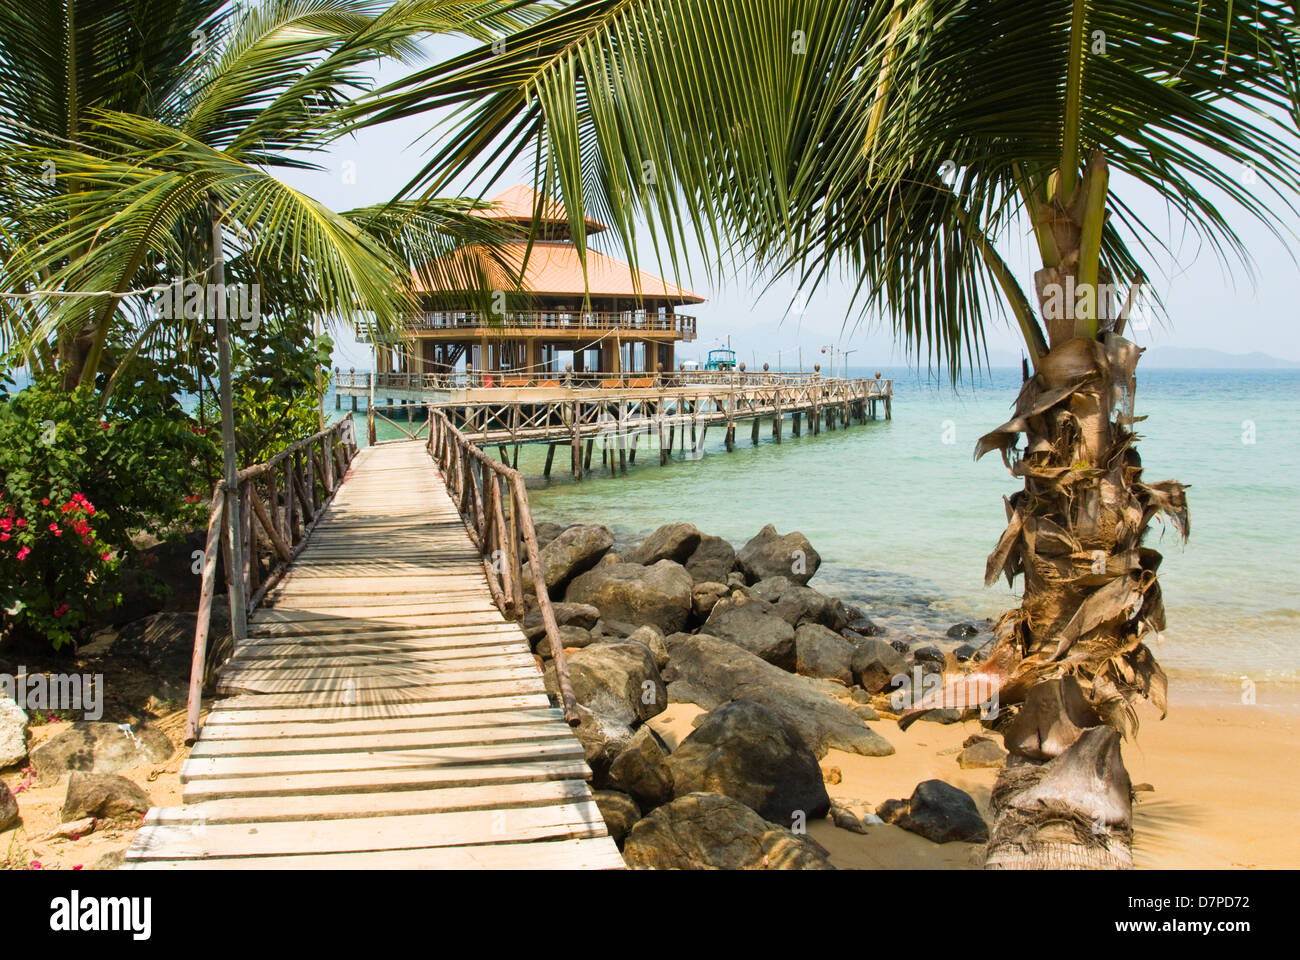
61, 772, 152, 822
608, 726, 675, 809
690, 581, 730, 620
111, 613, 211, 693
912, 645, 945, 665
702, 595, 796, 669
946, 622, 980, 639
844, 607, 886, 636
889, 637, 912, 655
851, 704, 880, 722
622, 792, 834, 870
591, 790, 640, 845
736, 524, 822, 585
90, 850, 124, 870
531, 524, 614, 593
0, 696, 28, 767
830, 798, 881, 834
917, 708, 963, 724
957, 739, 1008, 769
565, 561, 693, 635
625, 625, 669, 670
888, 780, 989, 844
522, 602, 601, 640
534, 625, 597, 659
664, 634, 894, 758
0, 781, 17, 831
684, 535, 737, 584
552, 700, 633, 784
592, 618, 638, 639
566, 642, 666, 728
624, 523, 701, 565
851, 637, 908, 694
533, 521, 564, 547
821, 765, 842, 785
726, 571, 748, 589
43, 817, 96, 841
794, 623, 855, 685
667, 700, 831, 825
751, 576, 847, 630
953, 643, 979, 662
28, 722, 173, 784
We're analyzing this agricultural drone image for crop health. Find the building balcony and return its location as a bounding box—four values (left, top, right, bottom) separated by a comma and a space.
358, 310, 697, 343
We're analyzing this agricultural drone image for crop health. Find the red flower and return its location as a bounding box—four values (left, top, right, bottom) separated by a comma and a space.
53, 604, 69, 618
0, 518, 10, 531
100, 421, 110, 429
15, 518, 24, 527
48, 522, 58, 532
40, 498, 50, 506
101, 552, 111, 562
0, 533, 8, 542
16, 546, 29, 560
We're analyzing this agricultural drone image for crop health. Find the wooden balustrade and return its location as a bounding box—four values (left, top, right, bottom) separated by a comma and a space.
184, 416, 359, 744
426, 408, 581, 726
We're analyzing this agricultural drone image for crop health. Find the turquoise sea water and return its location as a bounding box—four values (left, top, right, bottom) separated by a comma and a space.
343, 365, 1300, 686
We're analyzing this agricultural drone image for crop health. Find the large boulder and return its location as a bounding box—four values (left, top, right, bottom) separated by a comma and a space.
624, 523, 701, 566
566, 642, 666, 728
690, 581, 730, 620
667, 700, 830, 825
28, 721, 173, 784
591, 790, 640, 846
751, 577, 847, 630
529, 524, 614, 593
61, 772, 152, 822
564, 561, 692, 635
701, 594, 796, 670
608, 726, 675, 809
794, 623, 855, 686
625, 625, 669, 671
851, 636, 908, 694
521, 602, 601, 641
533, 625, 597, 659
736, 524, 821, 585
622, 792, 833, 870
684, 535, 737, 584
0, 696, 28, 767
882, 780, 989, 844
663, 634, 894, 758
0, 781, 17, 831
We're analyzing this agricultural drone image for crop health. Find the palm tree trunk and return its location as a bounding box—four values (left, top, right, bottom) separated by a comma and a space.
977, 328, 1187, 869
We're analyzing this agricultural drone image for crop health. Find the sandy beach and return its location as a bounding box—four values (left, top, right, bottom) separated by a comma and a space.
648, 680, 1300, 870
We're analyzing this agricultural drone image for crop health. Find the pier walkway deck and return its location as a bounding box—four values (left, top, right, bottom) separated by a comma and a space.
123, 440, 623, 869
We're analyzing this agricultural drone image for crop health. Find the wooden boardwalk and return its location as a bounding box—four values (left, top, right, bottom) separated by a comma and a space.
124, 440, 623, 869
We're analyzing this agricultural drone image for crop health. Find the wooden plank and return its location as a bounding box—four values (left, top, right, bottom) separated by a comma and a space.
216, 663, 541, 696
146, 779, 596, 825
199, 707, 562, 740
180, 758, 593, 802
188, 722, 575, 759
202, 692, 551, 724
124, 836, 625, 870
125, 801, 606, 860
229, 642, 526, 667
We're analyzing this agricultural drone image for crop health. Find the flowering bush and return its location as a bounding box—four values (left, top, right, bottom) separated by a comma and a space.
0, 374, 210, 647
0, 491, 118, 647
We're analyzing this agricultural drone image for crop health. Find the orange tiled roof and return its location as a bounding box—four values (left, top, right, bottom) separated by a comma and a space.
476, 184, 609, 235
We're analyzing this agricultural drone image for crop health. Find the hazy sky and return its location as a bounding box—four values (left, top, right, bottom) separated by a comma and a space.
279, 34, 1300, 372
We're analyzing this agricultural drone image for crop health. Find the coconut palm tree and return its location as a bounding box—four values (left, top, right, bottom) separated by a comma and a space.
0, 0, 531, 391
346, 0, 1300, 868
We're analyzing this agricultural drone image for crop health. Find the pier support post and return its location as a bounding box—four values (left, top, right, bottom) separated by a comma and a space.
751, 416, 760, 446
572, 401, 582, 479
585, 437, 594, 471
545, 442, 556, 478
793, 410, 801, 436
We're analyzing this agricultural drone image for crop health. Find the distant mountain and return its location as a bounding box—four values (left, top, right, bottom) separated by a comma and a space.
979, 346, 1299, 369
1138, 347, 1300, 369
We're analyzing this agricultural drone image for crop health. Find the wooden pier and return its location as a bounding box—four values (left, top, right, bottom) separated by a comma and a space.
125, 440, 622, 869
342, 370, 892, 477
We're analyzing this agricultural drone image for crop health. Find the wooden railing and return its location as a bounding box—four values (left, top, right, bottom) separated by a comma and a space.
358, 309, 697, 341
337, 367, 893, 396
185, 417, 359, 744
426, 408, 580, 726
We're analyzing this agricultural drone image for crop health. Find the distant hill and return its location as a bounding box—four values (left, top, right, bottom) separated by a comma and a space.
1138, 347, 1300, 369
979, 346, 1299, 369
